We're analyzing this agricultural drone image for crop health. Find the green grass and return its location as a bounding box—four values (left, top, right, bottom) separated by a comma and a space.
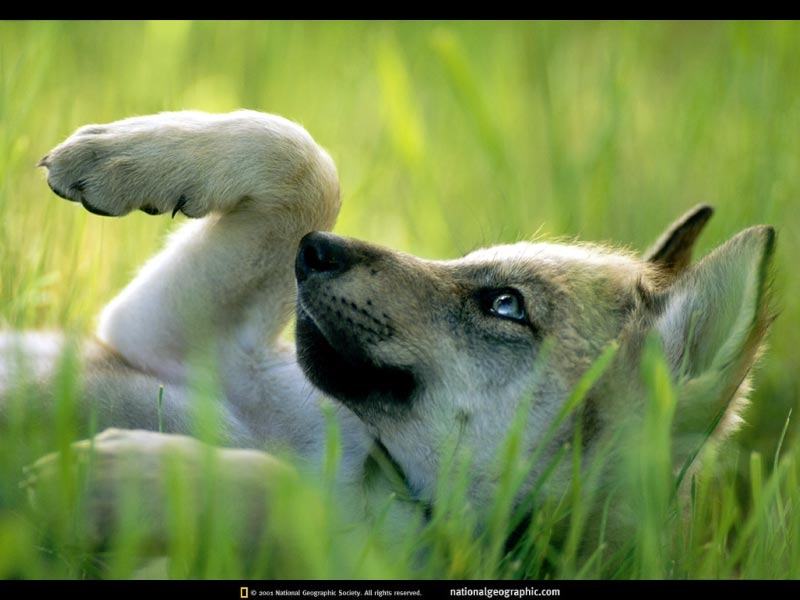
1, 20, 799, 579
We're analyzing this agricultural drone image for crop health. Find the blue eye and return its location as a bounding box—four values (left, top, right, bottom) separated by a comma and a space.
489, 291, 526, 322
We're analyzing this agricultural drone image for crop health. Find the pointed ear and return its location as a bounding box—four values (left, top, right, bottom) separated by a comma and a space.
657, 225, 774, 378
644, 204, 714, 276
655, 226, 775, 433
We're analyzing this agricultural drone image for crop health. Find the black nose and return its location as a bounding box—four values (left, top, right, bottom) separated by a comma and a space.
295, 232, 355, 282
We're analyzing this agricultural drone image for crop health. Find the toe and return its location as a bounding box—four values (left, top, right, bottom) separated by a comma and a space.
81, 197, 116, 217
47, 178, 78, 202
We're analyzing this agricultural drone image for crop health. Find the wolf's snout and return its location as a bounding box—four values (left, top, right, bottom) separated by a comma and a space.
296, 232, 356, 282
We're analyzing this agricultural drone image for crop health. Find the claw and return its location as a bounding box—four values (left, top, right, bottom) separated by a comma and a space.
172, 195, 188, 219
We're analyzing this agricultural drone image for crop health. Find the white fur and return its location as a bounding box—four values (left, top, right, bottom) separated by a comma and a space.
12, 111, 370, 484
4, 111, 774, 554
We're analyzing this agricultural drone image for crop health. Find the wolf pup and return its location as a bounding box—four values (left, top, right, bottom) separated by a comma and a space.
2, 111, 775, 552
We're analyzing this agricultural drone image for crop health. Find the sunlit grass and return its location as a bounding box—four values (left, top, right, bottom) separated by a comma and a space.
0, 20, 798, 579
7, 334, 798, 579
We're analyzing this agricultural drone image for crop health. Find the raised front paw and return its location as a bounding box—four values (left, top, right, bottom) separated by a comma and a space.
39, 110, 338, 222
39, 114, 207, 218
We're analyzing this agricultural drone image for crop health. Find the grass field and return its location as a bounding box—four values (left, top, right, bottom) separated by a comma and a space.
0, 20, 798, 579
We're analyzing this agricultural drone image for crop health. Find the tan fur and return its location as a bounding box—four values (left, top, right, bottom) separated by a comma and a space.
1, 112, 775, 556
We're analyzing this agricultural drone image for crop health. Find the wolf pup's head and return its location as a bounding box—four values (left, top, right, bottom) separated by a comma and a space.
294, 206, 775, 513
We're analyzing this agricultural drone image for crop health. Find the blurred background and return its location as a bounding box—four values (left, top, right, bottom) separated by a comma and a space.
0, 20, 797, 458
